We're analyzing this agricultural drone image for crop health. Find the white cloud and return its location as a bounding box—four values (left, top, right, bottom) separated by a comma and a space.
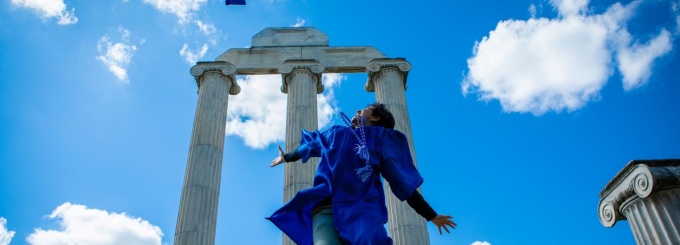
292, 17, 306, 27
464, 17, 610, 115
550, 0, 589, 17
617, 29, 672, 90
26, 202, 163, 245
463, 0, 675, 115
225, 74, 345, 149
0, 217, 15, 245
97, 27, 138, 83
317, 73, 344, 127
142, 0, 207, 23
597, 1, 672, 90
10, 0, 77, 25
672, 1, 680, 34
194, 20, 220, 45
470, 241, 491, 245
529, 4, 537, 18
195, 20, 216, 36
225, 75, 287, 149
180, 43, 209, 65
142, 0, 222, 57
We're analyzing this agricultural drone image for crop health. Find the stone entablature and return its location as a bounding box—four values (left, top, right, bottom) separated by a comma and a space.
216, 28, 387, 75
252, 27, 329, 47
598, 159, 680, 245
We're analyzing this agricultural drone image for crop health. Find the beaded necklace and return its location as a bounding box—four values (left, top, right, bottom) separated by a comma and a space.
340, 112, 374, 182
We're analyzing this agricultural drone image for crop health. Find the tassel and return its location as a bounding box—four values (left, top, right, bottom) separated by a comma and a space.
354, 144, 369, 162
354, 165, 373, 183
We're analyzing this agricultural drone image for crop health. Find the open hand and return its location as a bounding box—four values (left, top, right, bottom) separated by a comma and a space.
270, 145, 285, 167
431, 215, 457, 235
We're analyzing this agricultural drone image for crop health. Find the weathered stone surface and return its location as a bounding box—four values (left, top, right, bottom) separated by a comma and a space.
177, 27, 428, 245
252, 27, 329, 47
366, 58, 429, 245
281, 62, 321, 245
215, 28, 385, 75
175, 62, 238, 245
598, 159, 680, 245
215, 46, 386, 74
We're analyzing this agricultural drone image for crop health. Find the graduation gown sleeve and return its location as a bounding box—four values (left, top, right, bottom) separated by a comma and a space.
295, 126, 335, 163
267, 126, 336, 245
379, 130, 424, 201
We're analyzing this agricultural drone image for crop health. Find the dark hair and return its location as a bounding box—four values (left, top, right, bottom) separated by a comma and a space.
369, 102, 395, 129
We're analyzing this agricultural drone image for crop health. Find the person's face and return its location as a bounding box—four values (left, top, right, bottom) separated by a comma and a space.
352, 106, 379, 126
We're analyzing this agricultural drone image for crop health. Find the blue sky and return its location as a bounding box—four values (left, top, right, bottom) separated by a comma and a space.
1, 0, 679, 244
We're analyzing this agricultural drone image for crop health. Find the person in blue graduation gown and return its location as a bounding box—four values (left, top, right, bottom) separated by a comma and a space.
268, 103, 456, 245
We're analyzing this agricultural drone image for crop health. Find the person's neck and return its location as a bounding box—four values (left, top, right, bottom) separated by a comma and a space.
353, 122, 372, 128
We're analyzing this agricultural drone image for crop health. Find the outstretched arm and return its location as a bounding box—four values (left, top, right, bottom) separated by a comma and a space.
271, 127, 330, 167
405, 191, 457, 235
431, 214, 457, 235
270, 145, 302, 167
270, 145, 286, 167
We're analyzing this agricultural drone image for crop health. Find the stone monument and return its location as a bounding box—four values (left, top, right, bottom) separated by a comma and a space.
598, 159, 680, 245
174, 27, 429, 245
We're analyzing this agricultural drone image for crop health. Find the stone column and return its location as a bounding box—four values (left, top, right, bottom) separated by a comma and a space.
174, 62, 240, 245
598, 159, 680, 245
365, 58, 430, 245
279, 60, 324, 245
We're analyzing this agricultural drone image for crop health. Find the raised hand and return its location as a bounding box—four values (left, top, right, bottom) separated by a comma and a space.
431, 215, 457, 235
270, 145, 286, 167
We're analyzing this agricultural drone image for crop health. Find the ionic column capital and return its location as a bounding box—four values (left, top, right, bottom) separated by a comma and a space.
278, 59, 324, 94
365, 58, 411, 92
190, 61, 241, 95
598, 159, 680, 228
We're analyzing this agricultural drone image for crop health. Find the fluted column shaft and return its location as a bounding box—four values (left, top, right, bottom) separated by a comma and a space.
175, 62, 240, 245
366, 58, 430, 245
279, 60, 324, 245
622, 189, 680, 245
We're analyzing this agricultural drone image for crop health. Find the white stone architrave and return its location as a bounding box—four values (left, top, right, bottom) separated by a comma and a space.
174, 27, 429, 245
598, 159, 680, 245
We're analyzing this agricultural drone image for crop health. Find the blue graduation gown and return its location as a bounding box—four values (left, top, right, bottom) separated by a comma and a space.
267, 125, 423, 245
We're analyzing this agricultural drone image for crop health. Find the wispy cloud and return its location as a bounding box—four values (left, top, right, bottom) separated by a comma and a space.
141, 0, 207, 24
549, 0, 588, 17
180, 43, 209, 66
529, 4, 537, 18
225, 74, 346, 149
26, 203, 163, 245
675, 1, 680, 33
195, 20, 216, 36
141, 0, 222, 64
292, 17, 306, 27
463, 0, 675, 115
10, 0, 77, 25
616, 29, 672, 90
317, 73, 343, 127
0, 217, 14, 245
194, 20, 220, 45
470, 241, 491, 245
97, 27, 139, 83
